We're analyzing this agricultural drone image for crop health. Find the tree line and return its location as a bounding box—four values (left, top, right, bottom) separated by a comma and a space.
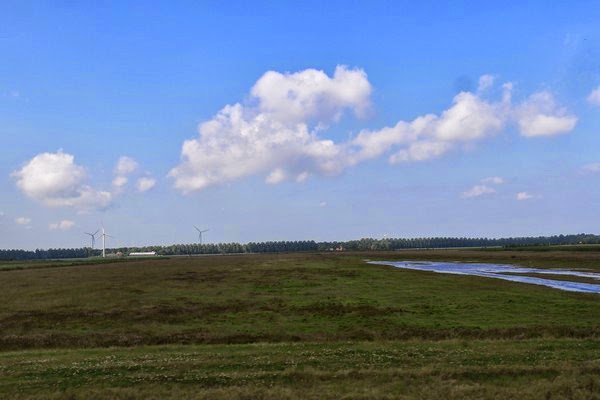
1, 234, 599, 261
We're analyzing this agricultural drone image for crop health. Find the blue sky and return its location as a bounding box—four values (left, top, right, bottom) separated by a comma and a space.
1, 1, 599, 250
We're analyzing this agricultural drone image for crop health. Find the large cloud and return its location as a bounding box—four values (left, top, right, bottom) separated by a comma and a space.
12, 151, 113, 210
169, 66, 368, 192
170, 67, 577, 192
355, 89, 510, 165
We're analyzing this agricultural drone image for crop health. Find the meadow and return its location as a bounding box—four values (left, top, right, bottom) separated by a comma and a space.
0, 250, 599, 399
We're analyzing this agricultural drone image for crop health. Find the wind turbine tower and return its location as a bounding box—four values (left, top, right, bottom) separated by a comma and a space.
194, 226, 209, 245
100, 225, 113, 258
84, 229, 99, 249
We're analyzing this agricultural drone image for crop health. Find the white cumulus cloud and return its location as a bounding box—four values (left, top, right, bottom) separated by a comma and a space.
15, 216, 31, 225
49, 219, 75, 230
462, 185, 496, 198
515, 91, 577, 137
516, 192, 534, 201
11, 151, 113, 210
169, 67, 577, 192
136, 177, 156, 192
587, 86, 600, 106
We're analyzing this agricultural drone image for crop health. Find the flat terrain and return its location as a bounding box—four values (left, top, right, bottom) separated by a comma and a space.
1, 250, 599, 399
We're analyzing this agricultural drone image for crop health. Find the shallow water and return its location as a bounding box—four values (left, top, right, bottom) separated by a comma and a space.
368, 260, 600, 293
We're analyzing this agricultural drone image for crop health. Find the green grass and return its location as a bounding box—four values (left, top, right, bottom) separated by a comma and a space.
1, 250, 599, 398
1, 339, 599, 399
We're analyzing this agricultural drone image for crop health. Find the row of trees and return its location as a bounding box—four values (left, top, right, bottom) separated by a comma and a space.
0, 247, 99, 261
317, 234, 600, 251
1, 234, 599, 261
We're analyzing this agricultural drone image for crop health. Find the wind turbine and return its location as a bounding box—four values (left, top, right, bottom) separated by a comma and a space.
194, 226, 209, 245
100, 225, 114, 258
84, 229, 99, 248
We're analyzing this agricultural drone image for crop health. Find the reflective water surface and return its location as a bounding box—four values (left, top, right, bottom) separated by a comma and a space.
368, 260, 600, 293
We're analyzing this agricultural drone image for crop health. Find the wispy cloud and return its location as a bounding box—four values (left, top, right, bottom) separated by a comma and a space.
462, 185, 496, 198
477, 74, 495, 92
516, 192, 534, 201
49, 220, 75, 230
136, 177, 156, 192
15, 216, 31, 225
481, 176, 505, 185
112, 156, 139, 189
114, 156, 138, 175
582, 162, 600, 173
588, 86, 600, 107
112, 175, 128, 188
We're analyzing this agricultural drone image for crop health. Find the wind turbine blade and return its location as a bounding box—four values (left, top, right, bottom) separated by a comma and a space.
93, 229, 99, 236
194, 226, 201, 232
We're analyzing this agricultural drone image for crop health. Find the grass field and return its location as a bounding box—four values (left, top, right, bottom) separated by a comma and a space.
1, 250, 599, 399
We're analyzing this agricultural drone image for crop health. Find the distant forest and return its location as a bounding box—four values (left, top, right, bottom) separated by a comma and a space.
1, 233, 600, 261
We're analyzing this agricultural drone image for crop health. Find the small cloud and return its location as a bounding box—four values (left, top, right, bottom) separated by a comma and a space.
114, 156, 138, 175
319, 201, 327, 207
477, 74, 495, 92
266, 169, 287, 184
515, 91, 577, 137
49, 219, 75, 230
112, 156, 139, 191
587, 86, 600, 107
12, 150, 113, 211
582, 163, 600, 173
296, 172, 309, 183
462, 185, 496, 198
516, 192, 534, 201
15, 216, 31, 225
112, 175, 128, 188
136, 177, 156, 192
481, 176, 505, 185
